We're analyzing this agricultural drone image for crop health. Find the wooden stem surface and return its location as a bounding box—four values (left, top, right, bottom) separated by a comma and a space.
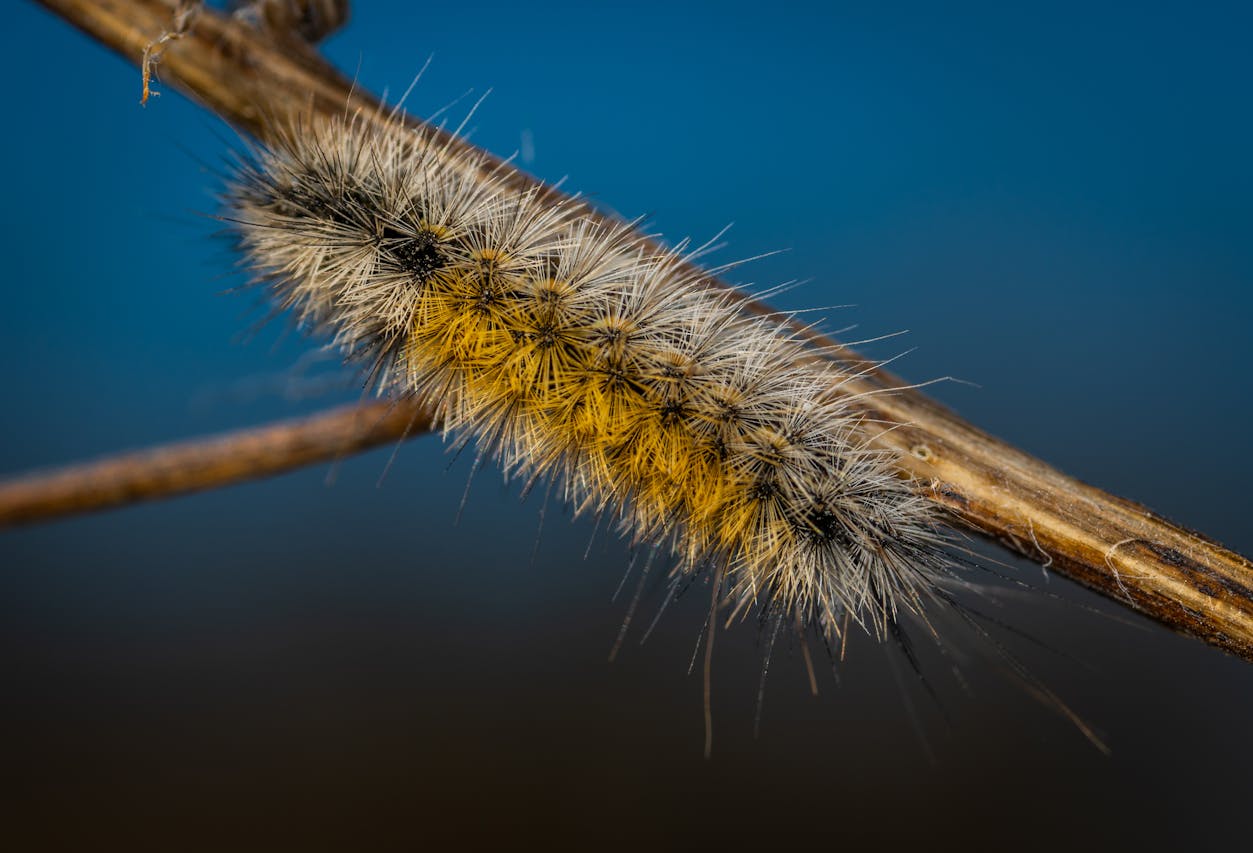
28, 0, 1253, 660
0, 401, 431, 527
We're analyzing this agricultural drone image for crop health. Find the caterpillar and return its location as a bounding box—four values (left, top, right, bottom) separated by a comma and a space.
226, 111, 954, 656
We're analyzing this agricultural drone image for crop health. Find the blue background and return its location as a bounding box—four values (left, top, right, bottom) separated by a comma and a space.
3, 1, 1251, 848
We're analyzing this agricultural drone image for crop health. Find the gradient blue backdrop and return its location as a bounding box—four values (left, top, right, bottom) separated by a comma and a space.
3, 2, 1251, 849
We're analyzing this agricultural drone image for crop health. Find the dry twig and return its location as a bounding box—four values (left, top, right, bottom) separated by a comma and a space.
0, 401, 432, 527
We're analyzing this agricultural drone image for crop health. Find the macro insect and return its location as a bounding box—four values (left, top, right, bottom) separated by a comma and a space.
226, 110, 956, 648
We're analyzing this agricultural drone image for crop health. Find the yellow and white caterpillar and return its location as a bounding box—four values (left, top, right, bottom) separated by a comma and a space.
226, 111, 952, 652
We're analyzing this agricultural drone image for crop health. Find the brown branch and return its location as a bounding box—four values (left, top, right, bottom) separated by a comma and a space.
0, 401, 433, 528
27, 0, 1253, 661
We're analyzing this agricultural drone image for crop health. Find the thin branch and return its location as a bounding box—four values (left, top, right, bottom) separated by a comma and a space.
26, 0, 1253, 661
0, 400, 433, 528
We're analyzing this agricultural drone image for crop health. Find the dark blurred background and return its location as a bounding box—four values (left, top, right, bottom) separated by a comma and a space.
3, 1, 1251, 849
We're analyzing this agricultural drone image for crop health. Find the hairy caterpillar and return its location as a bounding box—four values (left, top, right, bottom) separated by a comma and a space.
226, 112, 953, 651
222, 97, 1140, 757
